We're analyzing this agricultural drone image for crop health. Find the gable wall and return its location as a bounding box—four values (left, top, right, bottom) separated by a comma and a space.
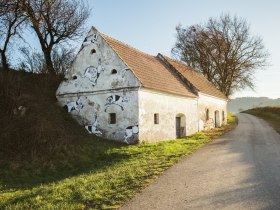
138, 88, 198, 142
56, 28, 141, 143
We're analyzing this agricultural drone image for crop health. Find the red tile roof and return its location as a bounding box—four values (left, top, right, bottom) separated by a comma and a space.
161, 55, 228, 100
100, 33, 196, 98
100, 32, 227, 100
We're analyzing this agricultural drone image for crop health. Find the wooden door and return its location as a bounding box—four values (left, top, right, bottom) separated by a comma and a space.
215, 111, 220, 128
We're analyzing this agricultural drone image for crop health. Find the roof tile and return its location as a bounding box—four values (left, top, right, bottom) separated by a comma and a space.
100, 33, 196, 98
162, 56, 228, 100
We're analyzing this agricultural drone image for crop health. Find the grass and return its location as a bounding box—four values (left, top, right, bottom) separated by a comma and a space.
0, 69, 238, 209
0, 116, 237, 209
243, 107, 280, 134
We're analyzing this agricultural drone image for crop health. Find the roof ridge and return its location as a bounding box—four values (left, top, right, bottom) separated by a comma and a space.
99, 32, 143, 86
161, 54, 227, 100
100, 32, 155, 59
160, 54, 202, 74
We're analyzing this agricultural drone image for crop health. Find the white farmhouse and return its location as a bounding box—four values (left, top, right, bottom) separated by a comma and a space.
56, 27, 228, 144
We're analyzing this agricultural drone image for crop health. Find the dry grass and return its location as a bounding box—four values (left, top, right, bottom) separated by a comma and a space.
0, 69, 97, 171
243, 107, 280, 134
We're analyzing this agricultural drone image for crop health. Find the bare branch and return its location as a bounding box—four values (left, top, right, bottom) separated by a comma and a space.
0, 0, 27, 68
172, 14, 270, 96
22, 0, 90, 75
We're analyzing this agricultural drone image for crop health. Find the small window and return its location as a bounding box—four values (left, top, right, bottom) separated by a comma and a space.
91, 49, 96, 54
206, 109, 209, 121
222, 111, 225, 121
111, 69, 117, 74
154, 113, 159, 124
109, 113, 116, 124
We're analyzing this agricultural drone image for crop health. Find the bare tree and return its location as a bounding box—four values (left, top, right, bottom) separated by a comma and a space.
0, 0, 26, 68
22, 0, 90, 76
172, 14, 269, 97
18, 47, 46, 73
52, 46, 76, 75
18, 45, 76, 75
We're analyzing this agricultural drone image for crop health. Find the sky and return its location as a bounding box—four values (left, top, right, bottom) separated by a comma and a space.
83, 0, 280, 99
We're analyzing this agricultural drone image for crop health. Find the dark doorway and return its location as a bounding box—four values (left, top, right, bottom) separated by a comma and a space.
176, 117, 181, 138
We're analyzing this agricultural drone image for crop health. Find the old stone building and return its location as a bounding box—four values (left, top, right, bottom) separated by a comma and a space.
56, 27, 228, 144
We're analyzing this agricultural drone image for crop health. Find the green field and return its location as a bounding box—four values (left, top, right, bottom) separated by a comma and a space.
243, 107, 280, 134
0, 118, 237, 210
0, 70, 238, 209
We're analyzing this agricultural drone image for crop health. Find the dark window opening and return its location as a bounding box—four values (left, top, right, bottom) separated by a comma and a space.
111, 69, 117, 74
206, 109, 209, 121
222, 111, 225, 121
91, 49, 96, 54
154, 113, 159, 124
109, 113, 116, 124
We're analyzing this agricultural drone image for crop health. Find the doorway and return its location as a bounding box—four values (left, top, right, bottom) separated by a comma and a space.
176, 114, 186, 138
215, 110, 220, 128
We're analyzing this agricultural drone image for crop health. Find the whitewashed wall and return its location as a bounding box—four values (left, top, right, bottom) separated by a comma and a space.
138, 88, 199, 142
57, 27, 140, 94
56, 27, 227, 144
56, 27, 141, 143
198, 93, 228, 130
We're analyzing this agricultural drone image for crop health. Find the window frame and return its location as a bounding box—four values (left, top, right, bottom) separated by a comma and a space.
206, 109, 209, 121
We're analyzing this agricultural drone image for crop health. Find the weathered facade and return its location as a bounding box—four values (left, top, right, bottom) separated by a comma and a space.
56, 27, 228, 144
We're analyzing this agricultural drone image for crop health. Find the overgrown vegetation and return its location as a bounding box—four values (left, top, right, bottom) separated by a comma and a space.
243, 107, 280, 134
0, 70, 238, 209
0, 69, 96, 171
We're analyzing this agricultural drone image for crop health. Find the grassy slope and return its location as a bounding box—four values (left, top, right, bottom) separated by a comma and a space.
0, 70, 238, 209
0, 69, 101, 171
243, 107, 280, 134
0, 118, 237, 210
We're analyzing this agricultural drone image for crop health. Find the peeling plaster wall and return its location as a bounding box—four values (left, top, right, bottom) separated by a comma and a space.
198, 93, 227, 130
56, 27, 141, 143
55, 26, 228, 144
138, 88, 198, 142
57, 28, 140, 94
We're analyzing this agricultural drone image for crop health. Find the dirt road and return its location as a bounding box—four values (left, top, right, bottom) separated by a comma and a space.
121, 114, 280, 210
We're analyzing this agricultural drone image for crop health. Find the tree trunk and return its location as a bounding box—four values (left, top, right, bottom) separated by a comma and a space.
0, 50, 9, 69
43, 49, 56, 76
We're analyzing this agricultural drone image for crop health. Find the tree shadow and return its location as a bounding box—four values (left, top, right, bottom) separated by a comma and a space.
0, 138, 132, 191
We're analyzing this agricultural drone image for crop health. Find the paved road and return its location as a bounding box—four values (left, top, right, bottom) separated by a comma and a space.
121, 113, 280, 210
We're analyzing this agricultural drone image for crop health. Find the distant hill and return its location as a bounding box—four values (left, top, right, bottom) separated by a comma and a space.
227, 97, 280, 113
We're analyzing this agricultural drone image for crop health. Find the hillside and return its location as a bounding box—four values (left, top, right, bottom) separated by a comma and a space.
0, 69, 239, 209
227, 97, 280, 113
0, 69, 102, 173
243, 107, 280, 134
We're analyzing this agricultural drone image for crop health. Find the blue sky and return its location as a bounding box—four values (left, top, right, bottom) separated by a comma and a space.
84, 0, 280, 99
